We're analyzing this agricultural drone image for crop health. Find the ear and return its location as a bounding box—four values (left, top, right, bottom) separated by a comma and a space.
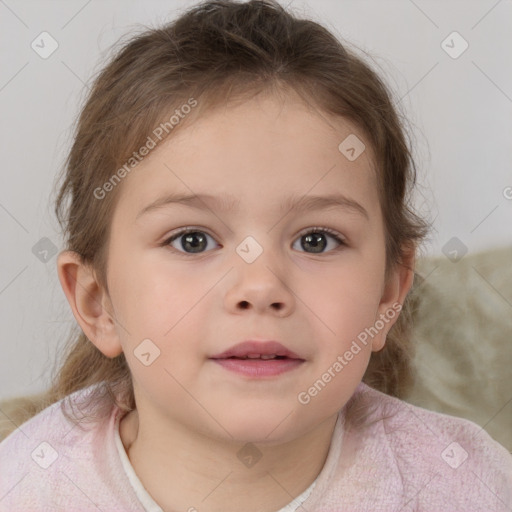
371, 245, 416, 352
56, 250, 123, 358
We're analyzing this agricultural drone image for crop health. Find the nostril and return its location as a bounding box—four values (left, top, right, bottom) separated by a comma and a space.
239, 301, 250, 309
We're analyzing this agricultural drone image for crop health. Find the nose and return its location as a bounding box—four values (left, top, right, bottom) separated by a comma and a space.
225, 249, 295, 317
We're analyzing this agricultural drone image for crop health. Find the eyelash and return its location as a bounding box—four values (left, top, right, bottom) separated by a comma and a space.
162, 226, 346, 255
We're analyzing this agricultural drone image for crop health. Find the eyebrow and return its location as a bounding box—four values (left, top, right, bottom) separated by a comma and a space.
136, 192, 369, 221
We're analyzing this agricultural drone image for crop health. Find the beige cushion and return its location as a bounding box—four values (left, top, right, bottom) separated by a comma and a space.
408, 245, 512, 452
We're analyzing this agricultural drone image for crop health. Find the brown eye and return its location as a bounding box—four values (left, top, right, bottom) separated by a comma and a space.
165, 229, 218, 254
292, 228, 345, 254
301, 232, 327, 253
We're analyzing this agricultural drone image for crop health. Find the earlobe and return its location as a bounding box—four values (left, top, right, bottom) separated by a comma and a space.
56, 250, 123, 358
371, 245, 416, 352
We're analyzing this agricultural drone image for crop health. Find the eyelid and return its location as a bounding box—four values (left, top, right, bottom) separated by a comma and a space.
162, 226, 220, 250
295, 226, 346, 244
163, 226, 216, 241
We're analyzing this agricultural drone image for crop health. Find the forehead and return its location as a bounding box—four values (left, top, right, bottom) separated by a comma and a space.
112, 93, 380, 222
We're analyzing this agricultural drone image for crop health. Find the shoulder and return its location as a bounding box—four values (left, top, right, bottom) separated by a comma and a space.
343, 382, 512, 510
0, 384, 108, 453
0, 383, 142, 511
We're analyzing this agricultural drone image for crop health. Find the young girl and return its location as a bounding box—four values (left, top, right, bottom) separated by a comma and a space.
1, 0, 511, 510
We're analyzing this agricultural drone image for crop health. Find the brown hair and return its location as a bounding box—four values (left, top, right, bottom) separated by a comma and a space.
3, 0, 430, 433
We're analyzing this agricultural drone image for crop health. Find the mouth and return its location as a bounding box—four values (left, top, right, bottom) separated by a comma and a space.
216, 354, 296, 360
210, 340, 303, 360
210, 356, 304, 377
209, 340, 305, 377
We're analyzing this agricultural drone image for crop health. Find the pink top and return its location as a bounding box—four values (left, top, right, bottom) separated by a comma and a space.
1, 381, 511, 511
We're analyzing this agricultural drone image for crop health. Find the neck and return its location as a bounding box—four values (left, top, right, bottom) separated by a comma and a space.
119, 408, 338, 512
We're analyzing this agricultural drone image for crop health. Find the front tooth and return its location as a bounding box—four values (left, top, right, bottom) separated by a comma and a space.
260, 354, 276, 360
246, 353, 260, 359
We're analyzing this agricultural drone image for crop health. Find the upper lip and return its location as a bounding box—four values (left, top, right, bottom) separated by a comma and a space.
210, 340, 303, 360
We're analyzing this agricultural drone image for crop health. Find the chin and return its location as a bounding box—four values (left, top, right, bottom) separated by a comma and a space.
214, 409, 303, 446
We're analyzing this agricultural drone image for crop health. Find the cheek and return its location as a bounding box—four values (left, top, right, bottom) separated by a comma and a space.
111, 259, 208, 397
109, 254, 201, 333
305, 254, 385, 361
298, 270, 381, 412
309, 254, 384, 317
109, 256, 215, 380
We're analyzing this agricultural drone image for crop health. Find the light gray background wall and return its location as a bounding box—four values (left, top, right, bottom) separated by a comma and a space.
1, 0, 511, 400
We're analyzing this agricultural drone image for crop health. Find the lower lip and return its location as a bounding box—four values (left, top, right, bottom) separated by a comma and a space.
210, 358, 304, 377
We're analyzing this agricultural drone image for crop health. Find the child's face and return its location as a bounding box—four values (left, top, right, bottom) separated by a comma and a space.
96, 91, 410, 442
